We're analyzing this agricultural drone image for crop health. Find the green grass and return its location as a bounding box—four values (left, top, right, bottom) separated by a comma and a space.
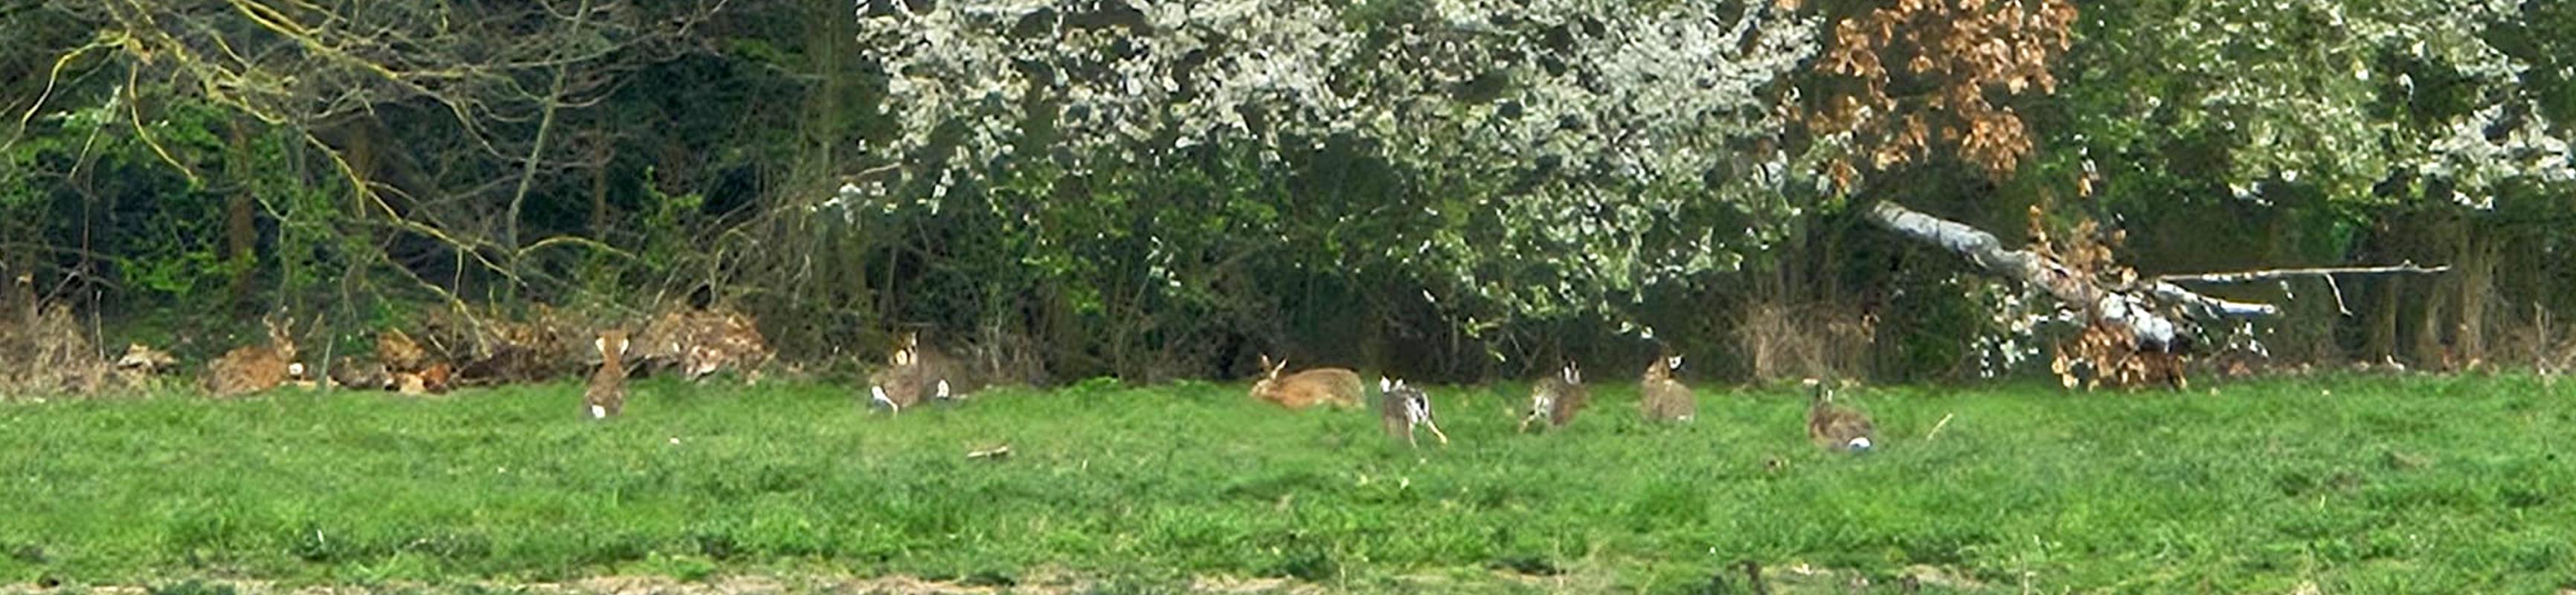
0, 374, 2570, 593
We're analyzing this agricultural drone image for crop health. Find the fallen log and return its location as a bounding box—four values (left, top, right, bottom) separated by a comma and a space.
1864, 201, 2246, 350
1863, 201, 2444, 383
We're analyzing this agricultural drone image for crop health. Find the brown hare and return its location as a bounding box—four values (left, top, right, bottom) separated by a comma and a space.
1805, 378, 1875, 453
867, 341, 927, 414
585, 329, 632, 419
1378, 376, 1450, 448
206, 315, 301, 398
1639, 355, 1695, 422
1518, 362, 1589, 432
1250, 354, 1364, 410
867, 332, 982, 415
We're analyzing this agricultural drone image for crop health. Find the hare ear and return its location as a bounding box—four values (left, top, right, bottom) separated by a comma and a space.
595, 337, 608, 355
1670, 355, 1684, 370
1378, 376, 1392, 392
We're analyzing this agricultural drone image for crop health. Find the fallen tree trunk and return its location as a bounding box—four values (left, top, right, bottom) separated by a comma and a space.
1863, 201, 2243, 351
1863, 200, 2446, 357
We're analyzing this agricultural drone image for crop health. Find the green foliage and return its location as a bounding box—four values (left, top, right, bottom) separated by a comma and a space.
637, 167, 710, 277
2063, 0, 2569, 210
11, 0, 2576, 382
2, 82, 252, 313
1, 376, 2570, 591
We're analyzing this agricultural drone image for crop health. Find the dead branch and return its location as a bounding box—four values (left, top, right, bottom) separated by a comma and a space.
2158, 260, 2444, 320
2157, 263, 2450, 285
1924, 413, 1956, 441
2146, 282, 2278, 319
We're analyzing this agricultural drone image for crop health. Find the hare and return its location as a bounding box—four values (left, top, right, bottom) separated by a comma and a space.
866, 341, 927, 414
1805, 378, 1875, 453
206, 316, 301, 398
1517, 362, 1589, 432
1639, 354, 1696, 422
1378, 376, 1450, 448
1250, 354, 1364, 410
585, 329, 632, 419
867, 332, 982, 415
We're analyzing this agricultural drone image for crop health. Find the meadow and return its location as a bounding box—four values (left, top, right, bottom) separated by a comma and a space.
0, 374, 2569, 594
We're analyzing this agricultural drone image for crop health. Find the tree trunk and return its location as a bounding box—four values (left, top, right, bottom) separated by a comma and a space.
2412, 279, 2450, 366
1866, 201, 2273, 321
2409, 212, 2458, 366
2365, 276, 2400, 361
2454, 225, 2496, 365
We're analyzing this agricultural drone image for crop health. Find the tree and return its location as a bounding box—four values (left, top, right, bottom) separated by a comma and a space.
3, 0, 729, 340
843, 0, 1825, 372
1800, 0, 2078, 187
2062, 0, 2574, 367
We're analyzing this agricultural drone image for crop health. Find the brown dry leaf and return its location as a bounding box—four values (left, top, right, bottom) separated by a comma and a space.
637, 306, 773, 382
378, 328, 430, 373
1808, 0, 2072, 181
394, 372, 429, 396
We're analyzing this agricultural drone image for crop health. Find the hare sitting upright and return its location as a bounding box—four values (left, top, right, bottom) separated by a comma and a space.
585, 329, 632, 419
1805, 378, 1875, 453
1249, 354, 1363, 410
1639, 354, 1695, 422
1518, 362, 1590, 432
206, 315, 302, 398
1378, 376, 1449, 448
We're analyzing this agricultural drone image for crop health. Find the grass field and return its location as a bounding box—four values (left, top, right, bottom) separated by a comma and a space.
0, 374, 2570, 594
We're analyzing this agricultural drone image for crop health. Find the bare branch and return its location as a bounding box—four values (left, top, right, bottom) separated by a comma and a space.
2156, 263, 2451, 285
4, 36, 118, 155
2145, 282, 2278, 319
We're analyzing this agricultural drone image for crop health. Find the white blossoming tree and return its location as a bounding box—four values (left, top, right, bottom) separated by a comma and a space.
841, 0, 1825, 370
